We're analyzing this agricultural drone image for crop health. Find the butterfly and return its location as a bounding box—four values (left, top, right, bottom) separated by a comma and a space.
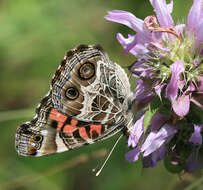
15, 44, 135, 157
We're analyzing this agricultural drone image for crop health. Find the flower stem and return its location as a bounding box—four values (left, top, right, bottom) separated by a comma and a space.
184, 173, 203, 190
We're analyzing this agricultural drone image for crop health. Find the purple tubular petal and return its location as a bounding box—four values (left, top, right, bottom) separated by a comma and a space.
186, 149, 203, 172
175, 24, 186, 36
167, 0, 173, 14
143, 145, 166, 168
201, 48, 203, 55
188, 82, 196, 92
151, 145, 166, 165
123, 36, 138, 54
129, 44, 150, 59
143, 153, 157, 168
105, 10, 151, 49
117, 33, 151, 56
165, 61, 185, 102
194, 20, 203, 49
150, 42, 171, 52
193, 59, 198, 66
197, 76, 203, 90
105, 10, 144, 33
134, 80, 154, 100
154, 83, 166, 99
158, 144, 166, 160
137, 95, 154, 110
141, 124, 177, 157
128, 115, 144, 148
116, 33, 135, 49
125, 148, 141, 162
150, 112, 167, 131
172, 94, 190, 117
149, 0, 174, 27
187, 0, 203, 33
141, 133, 165, 157
130, 60, 152, 78
189, 125, 203, 145
129, 60, 144, 75
123, 32, 153, 54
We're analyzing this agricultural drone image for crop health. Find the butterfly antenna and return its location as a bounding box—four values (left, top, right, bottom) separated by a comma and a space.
93, 133, 124, 176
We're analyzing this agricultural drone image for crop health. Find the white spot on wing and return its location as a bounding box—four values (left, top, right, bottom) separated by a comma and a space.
55, 133, 69, 152
40, 130, 48, 136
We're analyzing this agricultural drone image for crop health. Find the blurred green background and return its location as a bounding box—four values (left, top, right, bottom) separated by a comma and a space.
0, 0, 202, 190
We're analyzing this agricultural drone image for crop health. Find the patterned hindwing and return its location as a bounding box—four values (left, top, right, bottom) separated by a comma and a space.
49, 108, 124, 150
15, 45, 133, 157
15, 96, 124, 157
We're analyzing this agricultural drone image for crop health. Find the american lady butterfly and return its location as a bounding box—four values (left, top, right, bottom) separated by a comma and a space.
15, 45, 134, 157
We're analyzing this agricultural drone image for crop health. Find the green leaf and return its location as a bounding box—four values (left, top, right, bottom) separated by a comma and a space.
186, 102, 203, 125
158, 99, 171, 117
144, 97, 160, 132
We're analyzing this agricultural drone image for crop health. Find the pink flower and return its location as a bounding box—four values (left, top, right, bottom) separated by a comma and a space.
165, 61, 185, 102
125, 112, 177, 166
105, 0, 203, 118
128, 115, 144, 148
106, 0, 203, 173
189, 125, 203, 145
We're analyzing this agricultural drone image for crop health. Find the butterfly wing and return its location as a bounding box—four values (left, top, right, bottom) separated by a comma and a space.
15, 45, 133, 157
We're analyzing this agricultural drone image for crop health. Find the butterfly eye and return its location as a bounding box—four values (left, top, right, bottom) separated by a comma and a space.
33, 135, 43, 142
79, 62, 95, 80
65, 87, 79, 100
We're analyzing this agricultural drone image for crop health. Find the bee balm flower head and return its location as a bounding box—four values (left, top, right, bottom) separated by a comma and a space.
105, 0, 203, 173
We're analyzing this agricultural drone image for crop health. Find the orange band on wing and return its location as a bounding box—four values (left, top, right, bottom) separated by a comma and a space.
79, 127, 89, 139
62, 119, 89, 139
63, 125, 77, 133
49, 108, 67, 130
63, 119, 89, 139
49, 109, 102, 140
90, 124, 102, 137
63, 119, 78, 135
